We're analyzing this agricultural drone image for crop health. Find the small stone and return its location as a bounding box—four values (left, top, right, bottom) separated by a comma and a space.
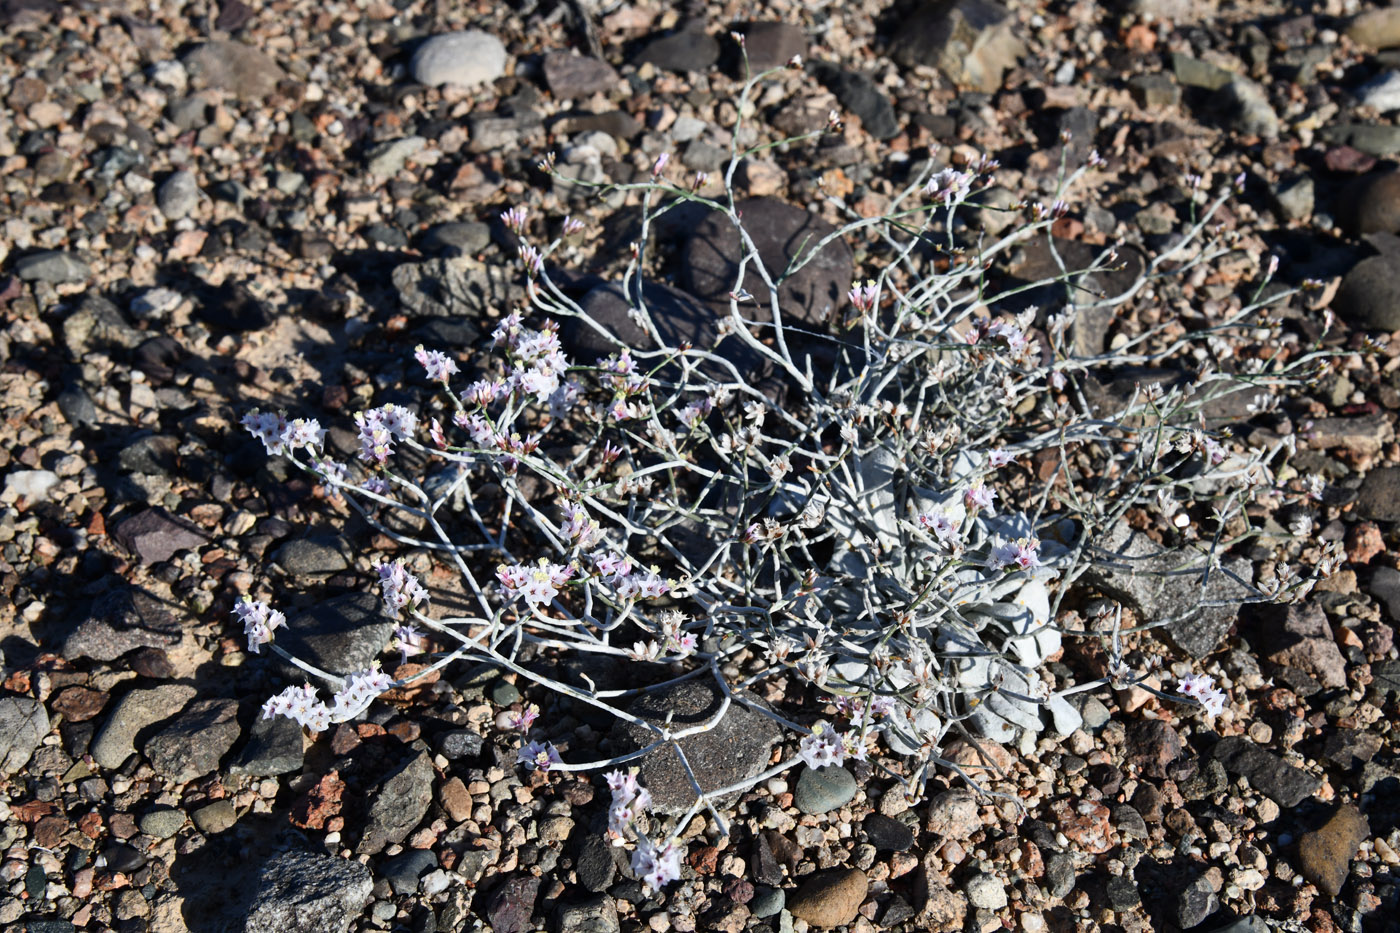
1105, 875, 1140, 910
14, 250, 89, 283
50, 686, 108, 722
1349, 7, 1400, 50
183, 40, 286, 100
191, 799, 237, 834
812, 64, 899, 139
0, 697, 48, 777
273, 535, 351, 576
1358, 467, 1400, 520
382, 849, 437, 895
965, 872, 1007, 909
735, 159, 785, 197
3, 469, 58, 504
275, 591, 395, 682
543, 52, 618, 99
1345, 173, 1400, 237
1320, 122, 1400, 158
888, 0, 1024, 93
420, 222, 490, 256
1044, 852, 1076, 898
794, 766, 858, 814
738, 22, 808, 72
245, 850, 372, 933
917, 860, 969, 926
198, 281, 272, 331
1245, 602, 1349, 688
1125, 719, 1183, 779
357, 752, 435, 855
435, 728, 484, 760
1177, 876, 1217, 928
633, 29, 720, 73
861, 813, 914, 851
138, 808, 186, 839
1047, 798, 1113, 853
786, 868, 868, 928
1298, 804, 1369, 897
157, 170, 200, 220
64, 586, 181, 662
749, 885, 784, 918
366, 136, 426, 177
113, 508, 208, 565
576, 833, 618, 893
412, 31, 507, 88
439, 777, 473, 823
925, 789, 981, 838
1306, 414, 1394, 459
557, 895, 619, 933
90, 684, 196, 771
1212, 736, 1321, 807
131, 287, 183, 321
144, 698, 241, 782
231, 711, 304, 777
1270, 176, 1313, 222
485, 874, 540, 933
1359, 72, 1400, 113
1219, 78, 1279, 138
1172, 53, 1234, 91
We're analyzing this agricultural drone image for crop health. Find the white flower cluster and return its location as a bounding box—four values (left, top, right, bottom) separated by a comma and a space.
242, 410, 324, 456
261, 664, 396, 733
798, 722, 867, 769
604, 770, 681, 892
233, 597, 285, 654
354, 404, 417, 465
497, 559, 574, 609
1177, 673, 1228, 717
377, 560, 429, 616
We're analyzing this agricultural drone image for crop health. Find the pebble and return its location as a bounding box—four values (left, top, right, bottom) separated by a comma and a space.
812, 64, 899, 139
576, 833, 618, 892
1358, 71, 1400, 112
794, 765, 858, 814
1246, 601, 1348, 688
130, 287, 183, 320
273, 535, 351, 576
1355, 466, 1400, 520
786, 868, 867, 928
1349, 7, 1400, 49
964, 872, 1007, 910
1177, 875, 1218, 928
183, 40, 286, 100
14, 250, 89, 283
633, 29, 720, 73
113, 507, 209, 565
275, 591, 395, 681
887, 0, 1023, 93
411, 31, 507, 88
144, 698, 241, 782
436, 728, 484, 760
357, 752, 435, 855
1270, 176, 1314, 222
1298, 804, 1369, 897
420, 222, 490, 256
1212, 736, 1321, 808
558, 896, 619, 933
381, 848, 437, 895
365, 136, 426, 177
1345, 172, 1400, 236
191, 799, 237, 834
3, 469, 58, 504
484, 874, 540, 933
543, 52, 619, 99
749, 885, 784, 918
861, 813, 914, 851
738, 22, 808, 72
157, 170, 200, 220
925, 789, 981, 839
137, 808, 186, 839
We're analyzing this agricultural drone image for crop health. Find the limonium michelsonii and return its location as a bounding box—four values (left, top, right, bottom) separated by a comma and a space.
497, 559, 574, 610
988, 535, 1042, 572
378, 560, 429, 617
631, 835, 682, 894
234, 597, 285, 654
1178, 672, 1228, 717
605, 769, 653, 842
415, 345, 459, 382
517, 739, 562, 771
242, 410, 325, 457
261, 664, 396, 733
799, 722, 868, 770
848, 280, 879, 314
354, 404, 417, 465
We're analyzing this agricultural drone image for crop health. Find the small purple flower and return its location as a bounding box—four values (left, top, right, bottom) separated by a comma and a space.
518, 740, 562, 771
651, 151, 670, 177
415, 345, 459, 382
964, 483, 996, 512
500, 205, 528, 234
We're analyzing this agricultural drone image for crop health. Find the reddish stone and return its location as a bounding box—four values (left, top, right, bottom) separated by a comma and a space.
1325, 147, 1377, 174
330, 724, 362, 755
291, 769, 346, 830
1345, 522, 1384, 563
108, 812, 138, 839
77, 811, 103, 839
34, 815, 67, 849
52, 686, 108, 722
688, 845, 720, 875
1047, 798, 1114, 853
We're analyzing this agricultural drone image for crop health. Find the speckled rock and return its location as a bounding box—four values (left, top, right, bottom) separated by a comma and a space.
244, 850, 372, 933
786, 868, 867, 928
1298, 804, 1369, 897
0, 697, 48, 777
411, 31, 507, 88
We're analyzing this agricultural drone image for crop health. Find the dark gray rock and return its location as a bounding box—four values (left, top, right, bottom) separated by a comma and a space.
273, 535, 350, 576
231, 712, 304, 777
392, 256, 517, 323
794, 765, 858, 814
244, 849, 372, 933
1176, 875, 1217, 928
576, 833, 618, 892
435, 728, 484, 761
58, 386, 99, 428
1244, 602, 1348, 688
1334, 256, 1400, 332
381, 848, 437, 895
1082, 522, 1253, 657
275, 591, 394, 681
90, 684, 197, 770
543, 52, 619, 99
1044, 851, 1076, 898
485, 874, 540, 933
751, 885, 785, 918
633, 30, 719, 73
887, 0, 1024, 93
1105, 875, 1140, 910
113, 508, 208, 565
738, 22, 807, 72
357, 752, 435, 855
1357, 467, 1400, 521
551, 110, 641, 140
197, 281, 272, 331
0, 697, 48, 777
183, 40, 286, 101
1212, 736, 1320, 807
15, 250, 89, 283
682, 196, 853, 331
1218, 78, 1278, 138
1322, 728, 1382, 771
419, 222, 491, 257
556, 895, 620, 933
1125, 719, 1183, 779
1321, 122, 1400, 157
144, 698, 241, 782
62, 294, 143, 356
63, 586, 182, 662
811, 64, 899, 139
1205, 919, 1269, 933
861, 813, 915, 851
610, 678, 782, 815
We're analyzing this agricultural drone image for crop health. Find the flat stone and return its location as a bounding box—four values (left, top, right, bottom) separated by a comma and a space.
63, 294, 143, 355
1322, 729, 1383, 771
1212, 736, 1321, 808
682, 196, 853, 331
1125, 719, 1183, 779
0, 697, 48, 777
144, 698, 241, 783
632, 29, 719, 73
1359, 71, 1400, 113
63, 586, 182, 662
1349, 7, 1400, 49
485, 874, 540, 933
365, 136, 426, 177
275, 591, 395, 681
1343, 172, 1400, 236
90, 684, 196, 771
1083, 522, 1253, 657
138, 808, 186, 838
197, 281, 272, 331
556, 895, 619, 933
391, 256, 516, 325
381, 848, 437, 895
610, 678, 782, 815
357, 752, 435, 855
1177, 875, 1217, 928
888, 0, 1024, 93
916, 858, 969, 926
812, 64, 898, 139
411, 31, 507, 88
273, 535, 350, 576
244, 849, 372, 933
1297, 804, 1369, 897
419, 221, 491, 256
861, 813, 914, 851
1218, 77, 1278, 138
113, 507, 209, 565
543, 52, 618, 99
15, 250, 89, 283
1305, 414, 1393, 458
4, 469, 58, 504
750, 885, 785, 918
739, 22, 807, 72
576, 833, 618, 893
925, 788, 981, 838
182, 40, 285, 100
794, 765, 858, 814
965, 871, 1007, 909
192, 799, 237, 834
786, 868, 867, 928
1321, 122, 1400, 158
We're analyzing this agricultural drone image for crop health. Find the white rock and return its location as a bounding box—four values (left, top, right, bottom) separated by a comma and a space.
1046, 694, 1083, 737
965, 872, 1008, 910
411, 31, 507, 88
3, 470, 59, 504
131, 287, 183, 320
1358, 71, 1400, 113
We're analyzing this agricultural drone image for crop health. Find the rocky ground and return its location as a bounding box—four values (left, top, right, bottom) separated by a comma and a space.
2, 0, 1400, 931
